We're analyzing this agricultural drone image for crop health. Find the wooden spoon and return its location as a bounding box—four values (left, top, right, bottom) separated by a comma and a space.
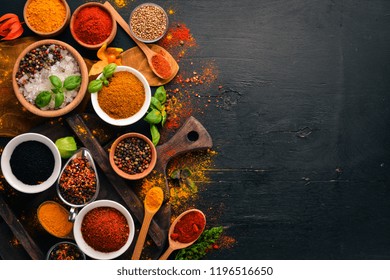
159, 209, 206, 260
131, 187, 164, 260
103, 1, 176, 80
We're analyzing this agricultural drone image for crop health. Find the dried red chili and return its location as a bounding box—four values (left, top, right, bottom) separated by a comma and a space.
81, 207, 129, 253
151, 54, 172, 79
171, 211, 206, 243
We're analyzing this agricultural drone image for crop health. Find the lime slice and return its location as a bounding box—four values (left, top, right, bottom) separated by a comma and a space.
55, 136, 77, 159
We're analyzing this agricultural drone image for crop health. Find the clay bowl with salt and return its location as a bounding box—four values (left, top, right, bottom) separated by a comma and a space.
70, 2, 117, 50
12, 39, 88, 118
24, 0, 71, 37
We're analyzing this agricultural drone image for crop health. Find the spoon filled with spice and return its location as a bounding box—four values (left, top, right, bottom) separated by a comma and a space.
103, 1, 177, 80
131, 187, 164, 260
159, 209, 206, 260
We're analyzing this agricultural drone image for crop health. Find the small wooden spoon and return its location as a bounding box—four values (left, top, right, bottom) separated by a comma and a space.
131, 187, 164, 260
159, 209, 206, 260
103, 1, 175, 80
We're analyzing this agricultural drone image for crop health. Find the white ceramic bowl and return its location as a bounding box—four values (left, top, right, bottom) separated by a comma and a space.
0, 133, 61, 194
90, 66, 151, 126
73, 200, 135, 260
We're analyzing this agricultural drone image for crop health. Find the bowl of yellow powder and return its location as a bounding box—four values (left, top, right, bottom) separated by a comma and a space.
90, 66, 151, 126
24, 0, 71, 37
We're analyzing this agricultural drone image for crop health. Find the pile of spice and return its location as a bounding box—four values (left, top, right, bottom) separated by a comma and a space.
98, 71, 145, 119
113, 136, 152, 175
72, 5, 113, 45
171, 210, 206, 243
10, 140, 54, 185
47, 242, 84, 260
37, 201, 73, 238
130, 3, 168, 42
15, 44, 81, 110
58, 157, 97, 205
25, 0, 67, 33
81, 207, 129, 252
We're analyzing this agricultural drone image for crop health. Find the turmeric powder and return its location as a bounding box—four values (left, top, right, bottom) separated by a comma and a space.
25, 0, 67, 33
144, 187, 164, 211
37, 201, 73, 238
98, 71, 145, 119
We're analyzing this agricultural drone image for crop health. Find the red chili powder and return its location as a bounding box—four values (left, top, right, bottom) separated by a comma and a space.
170, 211, 206, 243
81, 207, 129, 252
73, 6, 113, 45
160, 23, 196, 49
151, 54, 172, 79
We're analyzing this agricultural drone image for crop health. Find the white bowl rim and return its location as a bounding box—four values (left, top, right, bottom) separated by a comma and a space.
0, 133, 61, 194
90, 65, 151, 126
73, 199, 135, 260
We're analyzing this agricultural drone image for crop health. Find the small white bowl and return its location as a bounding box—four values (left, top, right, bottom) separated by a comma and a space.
73, 200, 135, 260
0, 133, 61, 194
90, 65, 151, 126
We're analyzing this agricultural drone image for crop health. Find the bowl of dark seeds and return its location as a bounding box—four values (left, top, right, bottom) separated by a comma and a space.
109, 133, 157, 180
0, 133, 62, 194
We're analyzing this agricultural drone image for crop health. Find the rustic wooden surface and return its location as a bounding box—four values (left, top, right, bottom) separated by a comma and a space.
1, 0, 390, 260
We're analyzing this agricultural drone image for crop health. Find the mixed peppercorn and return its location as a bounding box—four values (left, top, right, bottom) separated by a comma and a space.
47, 242, 84, 260
113, 137, 152, 175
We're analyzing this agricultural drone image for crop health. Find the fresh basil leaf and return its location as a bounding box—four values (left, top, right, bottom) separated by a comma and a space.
150, 96, 162, 111
88, 79, 103, 93
103, 79, 109, 86
150, 124, 160, 146
35, 91, 52, 108
144, 109, 162, 124
54, 92, 65, 108
102, 63, 117, 78
64, 75, 81, 90
154, 86, 166, 104
161, 109, 167, 127
49, 75, 62, 89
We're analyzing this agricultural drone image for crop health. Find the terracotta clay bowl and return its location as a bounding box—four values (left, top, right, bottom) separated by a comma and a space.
109, 132, 157, 180
12, 39, 88, 118
24, 0, 71, 37
70, 2, 117, 50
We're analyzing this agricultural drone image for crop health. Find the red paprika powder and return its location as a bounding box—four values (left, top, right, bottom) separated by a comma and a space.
151, 53, 172, 79
170, 210, 206, 243
73, 6, 113, 45
81, 207, 129, 252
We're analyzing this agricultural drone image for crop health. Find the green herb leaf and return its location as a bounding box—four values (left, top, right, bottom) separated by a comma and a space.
150, 96, 162, 111
181, 168, 192, 179
154, 86, 167, 104
150, 124, 160, 146
35, 91, 52, 108
55, 136, 77, 159
161, 109, 167, 127
49, 75, 62, 89
54, 92, 64, 108
144, 108, 162, 124
103, 79, 109, 86
102, 63, 117, 78
63, 75, 81, 91
175, 227, 224, 260
88, 79, 103, 93
185, 178, 197, 192
170, 169, 181, 179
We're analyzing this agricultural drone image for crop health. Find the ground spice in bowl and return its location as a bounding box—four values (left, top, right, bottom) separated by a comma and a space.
10, 140, 54, 185
37, 201, 73, 238
81, 206, 129, 253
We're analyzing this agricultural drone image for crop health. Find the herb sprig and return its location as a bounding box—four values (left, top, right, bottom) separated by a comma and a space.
35, 75, 81, 108
87, 63, 117, 93
144, 86, 167, 146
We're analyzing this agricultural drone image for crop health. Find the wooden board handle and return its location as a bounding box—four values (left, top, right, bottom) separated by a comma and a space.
155, 116, 213, 173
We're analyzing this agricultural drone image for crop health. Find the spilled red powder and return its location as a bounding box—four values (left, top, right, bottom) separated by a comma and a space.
160, 23, 196, 49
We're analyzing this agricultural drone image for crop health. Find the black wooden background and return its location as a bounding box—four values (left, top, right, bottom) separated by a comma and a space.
1, 0, 390, 260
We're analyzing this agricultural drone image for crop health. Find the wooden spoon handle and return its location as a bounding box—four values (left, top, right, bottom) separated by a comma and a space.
132, 212, 154, 260
158, 246, 174, 260
103, 1, 154, 57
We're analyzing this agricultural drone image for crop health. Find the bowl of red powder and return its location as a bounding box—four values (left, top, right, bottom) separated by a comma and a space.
70, 2, 117, 50
73, 200, 135, 260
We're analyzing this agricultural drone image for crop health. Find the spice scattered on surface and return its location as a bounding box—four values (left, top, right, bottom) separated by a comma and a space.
81, 207, 129, 252
98, 71, 145, 119
37, 201, 73, 238
47, 242, 84, 260
73, 6, 113, 45
114, 0, 128, 8
25, 0, 66, 33
171, 210, 206, 243
113, 136, 152, 175
130, 4, 168, 42
59, 157, 97, 205
10, 140, 54, 185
